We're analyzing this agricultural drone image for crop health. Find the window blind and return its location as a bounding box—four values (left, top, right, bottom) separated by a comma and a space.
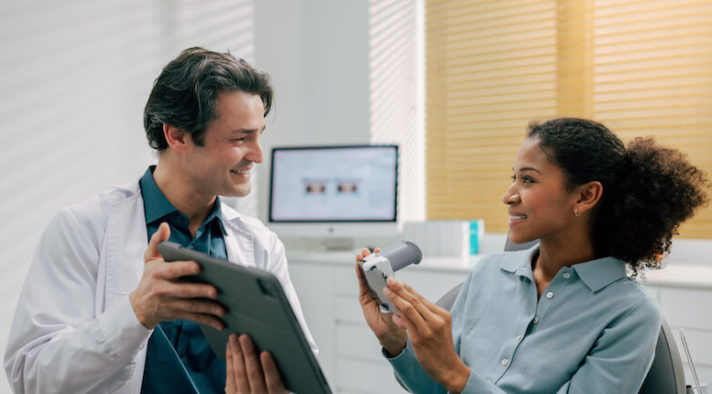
425, 0, 712, 238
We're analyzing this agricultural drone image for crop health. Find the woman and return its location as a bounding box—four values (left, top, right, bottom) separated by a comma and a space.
356, 118, 709, 394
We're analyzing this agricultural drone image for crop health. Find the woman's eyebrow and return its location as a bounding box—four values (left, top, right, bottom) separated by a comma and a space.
513, 167, 542, 174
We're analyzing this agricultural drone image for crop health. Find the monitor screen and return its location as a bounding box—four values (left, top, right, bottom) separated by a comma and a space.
269, 145, 398, 222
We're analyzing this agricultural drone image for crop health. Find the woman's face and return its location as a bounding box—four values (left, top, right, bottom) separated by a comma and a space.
502, 136, 581, 245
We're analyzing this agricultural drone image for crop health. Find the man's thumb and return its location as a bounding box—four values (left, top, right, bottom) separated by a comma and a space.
145, 222, 171, 262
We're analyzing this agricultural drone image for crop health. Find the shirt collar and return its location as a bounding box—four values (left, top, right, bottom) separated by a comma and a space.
573, 257, 627, 292
139, 166, 226, 233
499, 246, 627, 292
499, 246, 538, 274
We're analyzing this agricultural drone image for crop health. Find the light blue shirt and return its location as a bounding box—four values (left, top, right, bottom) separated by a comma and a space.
389, 248, 662, 394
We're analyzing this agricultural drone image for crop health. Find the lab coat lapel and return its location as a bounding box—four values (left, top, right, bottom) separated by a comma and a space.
222, 207, 256, 268
103, 189, 149, 309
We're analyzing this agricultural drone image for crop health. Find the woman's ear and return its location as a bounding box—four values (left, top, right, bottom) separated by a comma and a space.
575, 181, 603, 215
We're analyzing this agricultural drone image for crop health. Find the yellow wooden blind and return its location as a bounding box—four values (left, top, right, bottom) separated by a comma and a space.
425, 0, 712, 238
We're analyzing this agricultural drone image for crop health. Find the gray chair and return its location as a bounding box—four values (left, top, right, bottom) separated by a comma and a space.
397, 237, 687, 393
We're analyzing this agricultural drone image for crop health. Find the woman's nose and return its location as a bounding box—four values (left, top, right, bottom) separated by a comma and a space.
502, 185, 520, 205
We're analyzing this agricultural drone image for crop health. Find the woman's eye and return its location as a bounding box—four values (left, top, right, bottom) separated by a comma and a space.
523, 176, 534, 183
510, 174, 516, 182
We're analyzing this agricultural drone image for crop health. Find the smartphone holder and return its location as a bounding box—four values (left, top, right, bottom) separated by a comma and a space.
357, 241, 423, 315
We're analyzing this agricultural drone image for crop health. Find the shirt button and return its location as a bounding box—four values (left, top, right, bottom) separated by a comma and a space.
180, 349, 188, 357
546, 292, 554, 299
501, 358, 509, 366
533, 316, 540, 324
563, 272, 571, 279
515, 334, 522, 341
139, 343, 145, 350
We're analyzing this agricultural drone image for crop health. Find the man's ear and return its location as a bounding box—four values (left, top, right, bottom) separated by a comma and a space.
163, 124, 189, 152
575, 181, 603, 215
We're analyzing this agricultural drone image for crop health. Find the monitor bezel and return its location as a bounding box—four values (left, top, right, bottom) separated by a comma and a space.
268, 144, 399, 223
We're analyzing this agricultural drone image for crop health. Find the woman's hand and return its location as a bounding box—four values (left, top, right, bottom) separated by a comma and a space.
355, 248, 408, 356
383, 277, 471, 394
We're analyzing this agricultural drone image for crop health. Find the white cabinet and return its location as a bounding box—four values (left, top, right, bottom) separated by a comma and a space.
288, 251, 470, 394
288, 251, 712, 393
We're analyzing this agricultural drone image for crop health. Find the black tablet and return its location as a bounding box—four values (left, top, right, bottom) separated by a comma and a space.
157, 241, 332, 394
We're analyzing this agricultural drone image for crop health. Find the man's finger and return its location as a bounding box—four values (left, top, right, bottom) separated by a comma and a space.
260, 351, 285, 394
230, 334, 251, 393
161, 296, 225, 316
240, 335, 267, 393
144, 222, 171, 262
226, 341, 238, 393
155, 260, 202, 280
167, 310, 225, 331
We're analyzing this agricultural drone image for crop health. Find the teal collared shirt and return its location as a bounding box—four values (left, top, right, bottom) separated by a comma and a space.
389, 247, 662, 394
139, 166, 228, 393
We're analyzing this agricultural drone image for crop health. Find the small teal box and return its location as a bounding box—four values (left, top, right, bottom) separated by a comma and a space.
469, 219, 485, 255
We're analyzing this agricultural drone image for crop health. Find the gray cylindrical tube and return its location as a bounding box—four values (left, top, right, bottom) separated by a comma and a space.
380, 241, 422, 272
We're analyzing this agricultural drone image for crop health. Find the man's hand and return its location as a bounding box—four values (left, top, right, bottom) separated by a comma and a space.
225, 334, 287, 394
355, 248, 408, 357
383, 277, 471, 394
129, 222, 226, 330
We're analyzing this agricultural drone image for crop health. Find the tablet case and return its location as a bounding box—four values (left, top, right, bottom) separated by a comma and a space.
157, 241, 332, 394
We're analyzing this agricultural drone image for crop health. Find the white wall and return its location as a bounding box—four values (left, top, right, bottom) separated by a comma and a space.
254, 0, 425, 225
0, 1, 256, 392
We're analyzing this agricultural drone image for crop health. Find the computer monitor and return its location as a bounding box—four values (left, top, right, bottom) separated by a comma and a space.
268, 145, 399, 240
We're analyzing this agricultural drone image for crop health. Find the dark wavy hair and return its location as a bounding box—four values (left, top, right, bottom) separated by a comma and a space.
143, 47, 273, 151
528, 118, 710, 276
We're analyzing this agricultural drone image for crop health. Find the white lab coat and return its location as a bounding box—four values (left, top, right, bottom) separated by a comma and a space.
4, 178, 317, 394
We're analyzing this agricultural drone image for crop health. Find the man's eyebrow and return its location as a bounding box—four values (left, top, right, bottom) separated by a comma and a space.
231, 125, 266, 134
512, 167, 542, 174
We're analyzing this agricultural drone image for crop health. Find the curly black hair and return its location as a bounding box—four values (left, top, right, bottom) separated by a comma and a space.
528, 118, 710, 276
144, 47, 273, 152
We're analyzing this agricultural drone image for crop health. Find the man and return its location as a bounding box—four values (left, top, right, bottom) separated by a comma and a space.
4, 47, 315, 393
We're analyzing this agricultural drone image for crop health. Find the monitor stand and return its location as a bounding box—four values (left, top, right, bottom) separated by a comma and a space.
323, 237, 355, 251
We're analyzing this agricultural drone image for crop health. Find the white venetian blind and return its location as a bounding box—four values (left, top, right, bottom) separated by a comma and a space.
0, 1, 255, 392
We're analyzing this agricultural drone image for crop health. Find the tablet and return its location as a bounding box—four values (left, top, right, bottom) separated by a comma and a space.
157, 241, 332, 394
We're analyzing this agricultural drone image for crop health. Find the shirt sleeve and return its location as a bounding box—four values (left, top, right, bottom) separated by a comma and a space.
3, 209, 152, 394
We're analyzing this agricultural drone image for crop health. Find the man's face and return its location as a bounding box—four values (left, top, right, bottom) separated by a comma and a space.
183, 90, 265, 198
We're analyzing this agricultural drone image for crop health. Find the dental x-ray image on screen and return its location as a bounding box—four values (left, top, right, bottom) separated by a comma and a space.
269, 145, 398, 222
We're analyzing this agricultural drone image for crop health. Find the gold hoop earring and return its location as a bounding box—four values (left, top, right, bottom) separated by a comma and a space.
574, 206, 582, 217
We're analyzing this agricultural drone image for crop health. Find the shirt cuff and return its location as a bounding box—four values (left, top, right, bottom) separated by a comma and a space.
97, 295, 153, 361
459, 368, 500, 394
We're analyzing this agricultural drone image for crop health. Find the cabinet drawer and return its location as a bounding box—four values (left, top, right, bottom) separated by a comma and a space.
336, 358, 410, 394
336, 296, 366, 324
660, 288, 712, 330
336, 324, 383, 362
